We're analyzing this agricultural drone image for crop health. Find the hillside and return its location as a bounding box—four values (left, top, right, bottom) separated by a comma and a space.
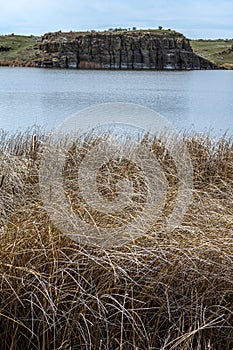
191, 39, 233, 69
0, 30, 221, 70
0, 34, 40, 66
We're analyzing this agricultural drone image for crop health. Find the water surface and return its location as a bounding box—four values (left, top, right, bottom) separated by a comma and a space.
0, 67, 232, 135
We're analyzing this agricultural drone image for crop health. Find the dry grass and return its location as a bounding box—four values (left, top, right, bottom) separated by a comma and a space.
0, 128, 232, 349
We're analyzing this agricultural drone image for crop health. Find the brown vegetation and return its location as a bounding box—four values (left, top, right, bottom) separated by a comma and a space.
0, 129, 232, 349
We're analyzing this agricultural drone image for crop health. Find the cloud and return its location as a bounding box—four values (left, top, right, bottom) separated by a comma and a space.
0, 0, 232, 38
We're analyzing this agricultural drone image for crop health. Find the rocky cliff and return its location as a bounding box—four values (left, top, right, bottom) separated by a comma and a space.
35, 30, 218, 70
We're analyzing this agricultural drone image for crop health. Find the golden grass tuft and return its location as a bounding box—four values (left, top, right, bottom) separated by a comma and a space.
0, 129, 232, 349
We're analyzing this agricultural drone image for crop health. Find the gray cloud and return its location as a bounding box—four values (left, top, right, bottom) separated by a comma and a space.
0, 0, 232, 38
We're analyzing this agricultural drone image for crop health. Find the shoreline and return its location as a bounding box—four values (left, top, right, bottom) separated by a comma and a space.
0, 61, 227, 70
2, 30, 231, 70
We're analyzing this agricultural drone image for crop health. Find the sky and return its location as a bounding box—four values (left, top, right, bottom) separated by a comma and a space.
0, 0, 232, 39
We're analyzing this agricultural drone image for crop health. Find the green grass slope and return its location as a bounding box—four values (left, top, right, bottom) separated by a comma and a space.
191, 39, 233, 69
0, 34, 40, 66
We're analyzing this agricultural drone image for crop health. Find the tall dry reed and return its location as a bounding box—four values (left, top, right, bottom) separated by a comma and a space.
0, 129, 232, 349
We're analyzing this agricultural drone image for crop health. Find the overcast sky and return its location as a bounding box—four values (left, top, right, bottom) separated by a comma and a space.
0, 0, 232, 39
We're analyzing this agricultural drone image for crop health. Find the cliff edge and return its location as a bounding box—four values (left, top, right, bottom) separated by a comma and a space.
36, 30, 218, 70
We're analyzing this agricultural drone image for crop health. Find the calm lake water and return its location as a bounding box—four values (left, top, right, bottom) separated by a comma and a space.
0, 67, 233, 135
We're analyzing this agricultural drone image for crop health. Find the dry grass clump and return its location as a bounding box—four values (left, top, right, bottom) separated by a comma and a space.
0, 129, 232, 349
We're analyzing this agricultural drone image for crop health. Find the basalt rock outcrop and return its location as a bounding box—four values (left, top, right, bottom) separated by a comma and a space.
35, 30, 218, 70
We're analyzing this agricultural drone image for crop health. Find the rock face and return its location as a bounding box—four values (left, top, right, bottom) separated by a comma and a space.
36, 31, 218, 70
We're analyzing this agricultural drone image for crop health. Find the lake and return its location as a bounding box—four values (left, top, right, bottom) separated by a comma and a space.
0, 67, 233, 136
